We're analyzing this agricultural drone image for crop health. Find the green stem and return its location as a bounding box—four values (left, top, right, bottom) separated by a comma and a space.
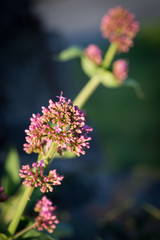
102, 43, 118, 68
8, 187, 34, 236
46, 142, 58, 161
73, 75, 100, 109
43, 142, 58, 166
11, 222, 36, 240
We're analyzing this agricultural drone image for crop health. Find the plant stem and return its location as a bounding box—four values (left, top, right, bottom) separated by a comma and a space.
8, 186, 34, 236
73, 75, 100, 109
46, 142, 58, 161
102, 43, 118, 68
11, 222, 36, 240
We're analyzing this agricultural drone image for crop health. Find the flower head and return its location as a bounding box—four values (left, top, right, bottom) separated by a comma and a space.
0, 186, 8, 202
34, 196, 59, 233
113, 59, 128, 83
84, 44, 102, 65
100, 6, 139, 52
19, 160, 64, 193
24, 92, 93, 157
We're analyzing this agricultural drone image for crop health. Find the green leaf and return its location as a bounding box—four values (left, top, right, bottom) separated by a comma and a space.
5, 148, 20, 184
97, 69, 120, 88
1, 148, 20, 194
56, 46, 82, 61
0, 186, 24, 225
23, 229, 57, 240
81, 55, 97, 77
124, 78, 145, 99
0, 233, 8, 240
22, 229, 41, 238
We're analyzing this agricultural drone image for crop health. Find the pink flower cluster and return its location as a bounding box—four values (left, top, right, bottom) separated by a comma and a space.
84, 44, 102, 65
34, 196, 59, 233
24, 93, 93, 157
101, 6, 139, 52
113, 59, 128, 83
0, 186, 8, 202
19, 160, 64, 193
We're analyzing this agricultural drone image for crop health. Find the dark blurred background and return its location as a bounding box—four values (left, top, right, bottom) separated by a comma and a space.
0, 0, 160, 239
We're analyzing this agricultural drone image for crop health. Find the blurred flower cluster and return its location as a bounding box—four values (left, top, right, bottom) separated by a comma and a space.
34, 196, 59, 233
113, 59, 128, 83
101, 6, 139, 53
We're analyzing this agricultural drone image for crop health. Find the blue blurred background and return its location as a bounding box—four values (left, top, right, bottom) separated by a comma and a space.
0, 0, 160, 239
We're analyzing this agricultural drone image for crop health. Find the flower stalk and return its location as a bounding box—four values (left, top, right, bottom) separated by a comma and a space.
102, 42, 117, 68
10, 222, 36, 240
8, 186, 34, 236
44, 142, 58, 165
73, 75, 100, 109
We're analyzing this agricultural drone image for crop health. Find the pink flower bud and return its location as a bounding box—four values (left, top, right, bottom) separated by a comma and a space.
113, 59, 128, 83
84, 44, 102, 65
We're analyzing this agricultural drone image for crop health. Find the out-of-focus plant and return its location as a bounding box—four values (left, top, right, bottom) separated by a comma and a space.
57, 6, 143, 109
0, 6, 143, 240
